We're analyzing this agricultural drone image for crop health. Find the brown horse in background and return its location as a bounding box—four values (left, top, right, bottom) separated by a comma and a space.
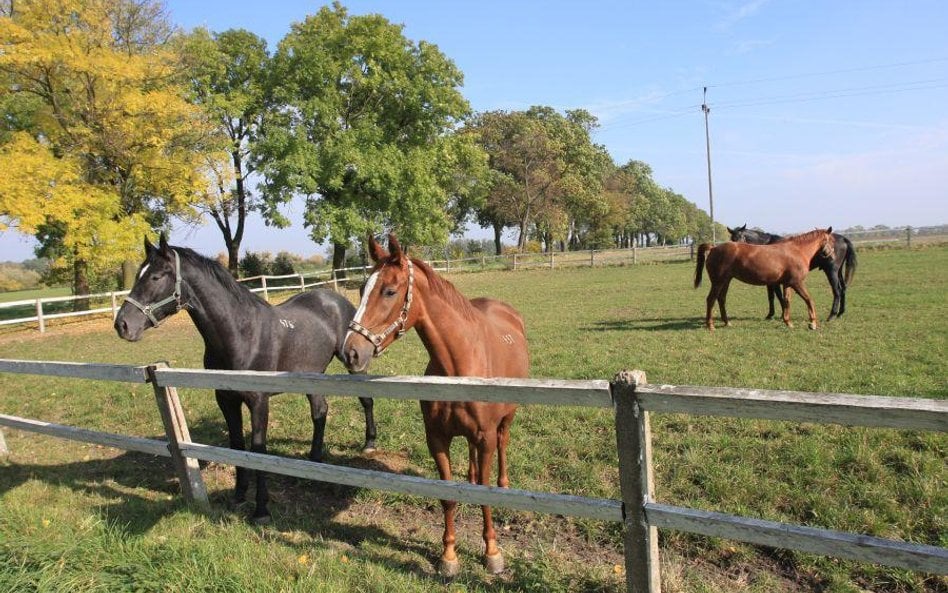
694, 228, 835, 331
343, 234, 529, 577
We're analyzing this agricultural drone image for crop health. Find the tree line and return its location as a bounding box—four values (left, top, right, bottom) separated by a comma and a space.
0, 0, 720, 299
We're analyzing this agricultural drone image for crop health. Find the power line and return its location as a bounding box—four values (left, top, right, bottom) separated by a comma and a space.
705, 57, 948, 89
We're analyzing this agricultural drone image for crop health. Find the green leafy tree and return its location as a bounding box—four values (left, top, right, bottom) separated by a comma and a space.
177, 27, 271, 276
255, 2, 480, 270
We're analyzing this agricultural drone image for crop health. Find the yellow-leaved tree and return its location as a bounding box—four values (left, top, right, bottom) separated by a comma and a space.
0, 0, 214, 303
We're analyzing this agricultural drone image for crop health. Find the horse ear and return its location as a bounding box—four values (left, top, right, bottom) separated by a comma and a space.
367, 234, 387, 264
387, 233, 403, 264
158, 232, 171, 257
144, 235, 155, 255
826, 226, 833, 234
739, 224, 747, 232
726, 226, 735, 234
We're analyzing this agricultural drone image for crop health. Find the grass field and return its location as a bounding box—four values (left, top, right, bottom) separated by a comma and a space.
0, 245, 945, 593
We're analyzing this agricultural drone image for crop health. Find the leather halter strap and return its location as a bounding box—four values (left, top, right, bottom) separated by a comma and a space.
348, 259, 414, 357
124, 250, 185, 327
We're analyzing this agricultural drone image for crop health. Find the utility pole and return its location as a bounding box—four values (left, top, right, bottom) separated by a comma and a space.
702, 86, 716, 243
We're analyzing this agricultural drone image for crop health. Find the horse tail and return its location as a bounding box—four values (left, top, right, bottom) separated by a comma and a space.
694, 243, 712, 288
842, 237, 857, 285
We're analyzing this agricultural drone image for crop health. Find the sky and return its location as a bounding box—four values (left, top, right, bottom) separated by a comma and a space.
2, 0, 946, 261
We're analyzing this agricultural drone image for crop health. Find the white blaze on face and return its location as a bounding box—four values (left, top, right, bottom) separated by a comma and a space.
138, 264, 150, 280
344, 270, 380, 346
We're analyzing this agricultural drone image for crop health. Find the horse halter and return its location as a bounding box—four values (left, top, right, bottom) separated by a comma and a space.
348, 259, 414, 357
124, 250, 186, 328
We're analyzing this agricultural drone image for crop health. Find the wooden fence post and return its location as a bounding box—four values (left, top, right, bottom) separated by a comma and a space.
332, 270, 339, 292
0, 426, 8, 457
513, 253, 518, 270
147, 363, 209, 511
261, 277, 269, 302
35, 299, 45, 333
590, 250, 595, 267
110, 292, 119, 320
632, 244, 637, 265
299, 273, 305, 293
550, 252, 555, 269
612, 369, 661, 593
906, 226, 912, 248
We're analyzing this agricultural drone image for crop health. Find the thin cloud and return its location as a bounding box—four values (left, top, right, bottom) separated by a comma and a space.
716, 0, 772, 30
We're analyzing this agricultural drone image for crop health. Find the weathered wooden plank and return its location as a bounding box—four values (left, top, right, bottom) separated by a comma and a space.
0, 359, 150, 383
613, 370, 661, 593
0, 426, 7, 456
645, 503, 948, 575
153, 368, 613, 408
178, 442, 623, 522
0, 413, 171, 458
147, 365, 209, 511
636, 384, 948, 432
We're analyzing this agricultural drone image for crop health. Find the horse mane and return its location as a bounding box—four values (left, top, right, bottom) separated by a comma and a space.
410, 256, 480, 321
173, 247, 267, 307
782, 228, 830, 244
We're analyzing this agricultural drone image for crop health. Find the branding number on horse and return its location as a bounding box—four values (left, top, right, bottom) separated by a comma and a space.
280, 319, 295, 329
501, 334, 515, 345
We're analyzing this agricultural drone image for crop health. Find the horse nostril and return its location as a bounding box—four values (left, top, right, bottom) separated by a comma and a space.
347, 347, 360, 369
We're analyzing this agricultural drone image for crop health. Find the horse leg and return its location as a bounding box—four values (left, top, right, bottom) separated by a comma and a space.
476, 431, 504, 574
496, 411, 515, 489
306, 393, 328, 462
358, 397, 377, 453
781, 286, 794, 328
717, 278, 733, 326
793, 283, 819, 330
836, 266, 848, 317
467, 442, 478, 484
705, 283, 719, 331
248, 394, 272, 524
823, 265, 841, 321
426, 431, 459, 577
765, 285, 777, 319
215, 391, 249, 505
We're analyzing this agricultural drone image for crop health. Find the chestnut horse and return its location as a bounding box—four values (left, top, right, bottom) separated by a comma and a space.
343, 234, 529, 577
694, 228, 835, 330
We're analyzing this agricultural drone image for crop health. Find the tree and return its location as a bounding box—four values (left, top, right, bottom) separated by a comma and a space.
467, 107, 606, 253
0, 0, 211, 301
255, 2, 480, 271
177, 27, 270, 276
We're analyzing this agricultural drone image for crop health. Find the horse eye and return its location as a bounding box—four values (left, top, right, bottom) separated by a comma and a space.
383, 287, 398, 297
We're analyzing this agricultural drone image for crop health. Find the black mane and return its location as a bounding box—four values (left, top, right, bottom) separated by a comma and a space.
173, 246, 267, 308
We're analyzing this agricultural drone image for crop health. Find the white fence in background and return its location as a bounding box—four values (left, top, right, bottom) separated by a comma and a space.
1, 225, 944, 334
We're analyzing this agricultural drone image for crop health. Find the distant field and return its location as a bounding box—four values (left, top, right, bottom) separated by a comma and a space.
0, 245, 945, 593
0, 285, 71, 303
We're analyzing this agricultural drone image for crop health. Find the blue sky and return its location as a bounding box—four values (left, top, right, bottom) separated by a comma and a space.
2, 0, 946, 261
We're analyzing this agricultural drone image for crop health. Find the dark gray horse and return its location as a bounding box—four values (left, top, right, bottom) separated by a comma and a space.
114, 234, 377, 523
727, 224, 857, 320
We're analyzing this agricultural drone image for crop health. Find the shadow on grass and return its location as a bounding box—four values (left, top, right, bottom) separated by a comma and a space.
0, 416, 554, 587
586, 317, 706, 331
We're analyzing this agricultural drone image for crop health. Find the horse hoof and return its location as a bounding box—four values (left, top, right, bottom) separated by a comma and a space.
484, 551, 505, 574
438, 558, 460, 578
808, 322, 818, 330
252, 514, 272, 526
362, 446, 378, 455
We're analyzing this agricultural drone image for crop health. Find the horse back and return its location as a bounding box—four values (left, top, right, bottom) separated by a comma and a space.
467, 297, 529, 379
708, 242, 805, 285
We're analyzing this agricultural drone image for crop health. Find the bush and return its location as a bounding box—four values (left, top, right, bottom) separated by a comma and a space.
239, 251, 272, 278
272, 251, 297, 275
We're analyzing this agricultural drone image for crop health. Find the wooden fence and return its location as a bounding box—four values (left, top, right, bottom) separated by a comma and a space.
0, 358, 945, 591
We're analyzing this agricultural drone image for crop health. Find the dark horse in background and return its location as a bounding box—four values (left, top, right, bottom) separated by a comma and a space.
695, 228, 836, 331
728, 224, 857, 320
114, 234, 377, 524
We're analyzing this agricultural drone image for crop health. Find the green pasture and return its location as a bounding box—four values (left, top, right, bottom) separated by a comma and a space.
0, 246, 945, 592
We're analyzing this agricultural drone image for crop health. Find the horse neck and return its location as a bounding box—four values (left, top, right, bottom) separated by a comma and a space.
410, 266, 478, 376
790, 233, 830, 259
180, 258, 267, 355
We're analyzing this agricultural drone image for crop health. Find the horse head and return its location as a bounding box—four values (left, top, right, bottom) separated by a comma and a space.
727, 224, 748, 241
114, 232, 187, 341
821, 226, 835, 260
343, 233, 417, 373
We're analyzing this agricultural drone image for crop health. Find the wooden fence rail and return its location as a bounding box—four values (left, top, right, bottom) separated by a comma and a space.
0, 358, 945, 591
